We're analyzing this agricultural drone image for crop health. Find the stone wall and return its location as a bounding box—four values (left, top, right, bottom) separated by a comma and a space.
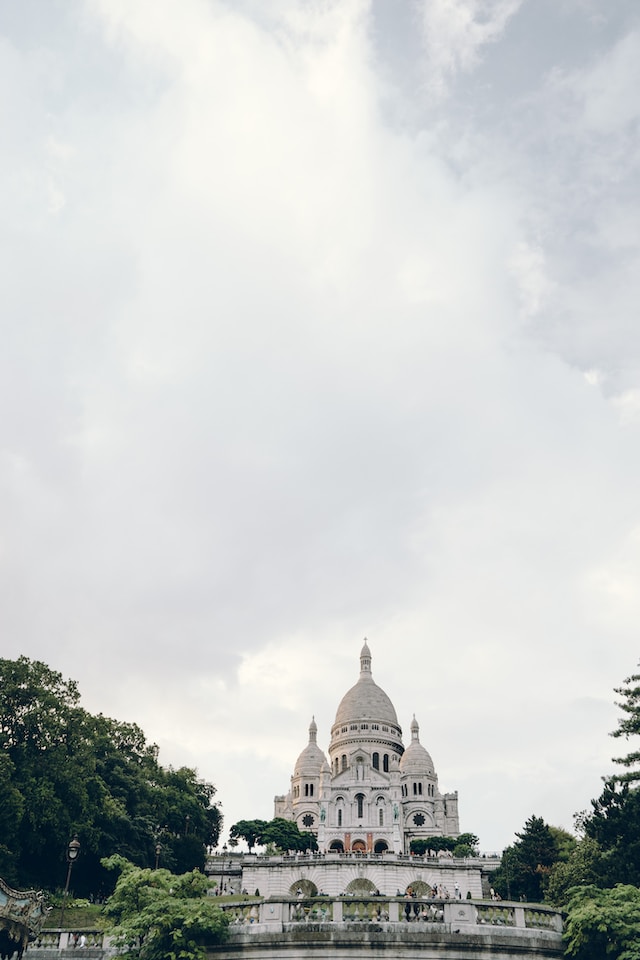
208, 897, 564, 959
207, 851, 501, 900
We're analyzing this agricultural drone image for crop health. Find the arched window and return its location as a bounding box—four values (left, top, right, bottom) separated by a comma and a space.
341, 754, 347, 771
337, 808, 343, 827
418, 783, 422, 795
413, 783, 417, 796
383, 754, 389, 772
372, 752, 379, 770
379, 807, 384, 826
356, 794, 364, 818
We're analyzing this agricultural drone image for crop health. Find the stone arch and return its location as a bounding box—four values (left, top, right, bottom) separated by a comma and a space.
345, 878, 377, 896
351, 838, 366, 852
288, 879, 318, 898
373, 839, 389, 854
329, 840, 344, 852
406, 880, 433, 897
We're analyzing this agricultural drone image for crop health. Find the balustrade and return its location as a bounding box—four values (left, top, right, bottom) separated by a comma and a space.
215, 896, 561, 933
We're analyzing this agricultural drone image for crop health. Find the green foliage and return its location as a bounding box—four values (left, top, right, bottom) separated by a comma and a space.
228, 819, 267, 852
103, 858, 228, 960
611, 670, 640, 784
564, 884, 640, 960
0, 656, 222, 894
261, 818, 318, 852
490, 815, 563, 902
580, 665, 640, 887
584, 780, 640, 887
409, 833, 479, 857
44, 902, 105, 929
546, 837, 602, 907
560, 663, 640, 955
228, 817, 317, 853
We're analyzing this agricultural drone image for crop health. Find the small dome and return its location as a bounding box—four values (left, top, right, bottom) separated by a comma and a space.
294, 717, 328, 776
334, 642, 399, 728
399, 716, 434, 775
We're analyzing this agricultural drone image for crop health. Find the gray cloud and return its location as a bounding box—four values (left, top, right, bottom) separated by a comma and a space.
1, 0, 639, 850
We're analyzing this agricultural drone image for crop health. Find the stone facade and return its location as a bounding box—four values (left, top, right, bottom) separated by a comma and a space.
274, 642, 459, 854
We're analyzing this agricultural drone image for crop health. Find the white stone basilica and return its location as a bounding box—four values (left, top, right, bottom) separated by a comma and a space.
274, 641, 460, 854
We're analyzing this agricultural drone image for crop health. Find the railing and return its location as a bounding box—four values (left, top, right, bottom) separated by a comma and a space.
219, 896, 563, 934
208, 850, 501, 866
24, 929, 106, 953
23, 900, 562, 956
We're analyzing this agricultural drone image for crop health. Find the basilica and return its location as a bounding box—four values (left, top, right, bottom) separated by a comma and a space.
274, 641, 460, 854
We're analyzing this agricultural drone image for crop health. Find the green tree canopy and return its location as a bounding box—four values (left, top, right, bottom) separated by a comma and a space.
228, 817, 317, 853
584, 779, 640, 887
546, 836, 602, 908
611, 669, 640, 784
580, 663, 640, 887
560, 662, 640, 955
564, 884, 640, 960
0, 657, 221, 894
490, 815, 563, 902
409, 833, 479, 857
228, 820, 268, 852
102, 856, 228, 960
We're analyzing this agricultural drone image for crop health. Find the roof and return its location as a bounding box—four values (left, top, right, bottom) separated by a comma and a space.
333, 642, 399, 727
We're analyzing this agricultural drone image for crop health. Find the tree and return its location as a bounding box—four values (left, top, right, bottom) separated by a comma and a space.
0, 657, 222, 894
611, 668, 640, 784
584, 780, 640, 887
546, 836, 602, 908
491, 815, 561, 902
228, 817, 318, 853
453, 832, 480, 857
260, 818, 317, 853
409, 833, 479, 857
580, 663, 640, 887
228, 820, 267, 852
560, 663, 640, 955
102, 856, 228, 960
0, 753, 23, 883
564, 884, 640, 960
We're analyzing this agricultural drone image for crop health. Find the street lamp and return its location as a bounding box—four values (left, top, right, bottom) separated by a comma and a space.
220, 843, 228, 896
155, 843, 162, 870
60, 835, 81, 928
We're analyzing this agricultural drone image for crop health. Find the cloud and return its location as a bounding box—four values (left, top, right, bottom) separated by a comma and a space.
417, 0, 523, 96
1, 0, 640, 850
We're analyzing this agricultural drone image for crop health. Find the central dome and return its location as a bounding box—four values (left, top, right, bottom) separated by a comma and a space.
333, 640, 399, 727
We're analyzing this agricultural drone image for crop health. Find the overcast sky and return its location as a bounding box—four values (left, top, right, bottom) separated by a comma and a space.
2, 0, 640, 852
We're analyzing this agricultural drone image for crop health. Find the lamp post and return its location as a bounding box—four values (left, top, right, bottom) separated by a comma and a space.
220, 843, 228, 896
154, 843, 162, 870
60, 835, 81, 929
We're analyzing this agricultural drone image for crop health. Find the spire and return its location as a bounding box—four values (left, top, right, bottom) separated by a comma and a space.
359, 639, 372, 678
410, 715, 420, 742
309, 716, 317, 743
